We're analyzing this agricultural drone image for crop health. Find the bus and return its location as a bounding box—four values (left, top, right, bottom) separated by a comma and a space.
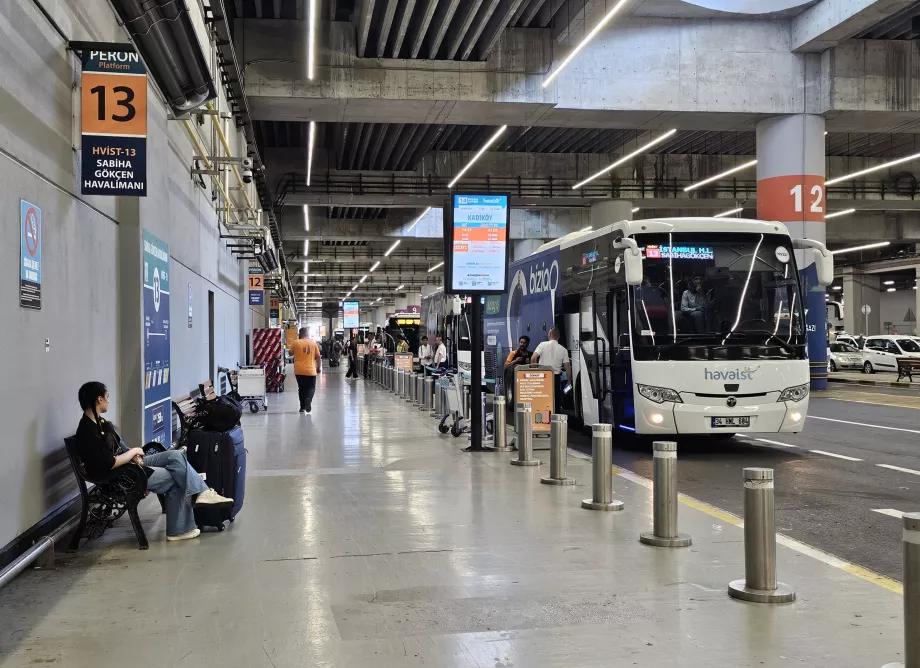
484, 217, 833, 436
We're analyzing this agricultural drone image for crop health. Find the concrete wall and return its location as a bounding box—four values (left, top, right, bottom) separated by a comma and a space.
879, 289, 918, 335
0, 0, 249, 552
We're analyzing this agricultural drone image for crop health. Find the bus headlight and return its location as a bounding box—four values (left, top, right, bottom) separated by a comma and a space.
637, 384, 682, 404
777, 383, 809, 403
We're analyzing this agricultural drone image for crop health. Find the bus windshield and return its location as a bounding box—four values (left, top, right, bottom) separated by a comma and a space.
630, 232, 806, 361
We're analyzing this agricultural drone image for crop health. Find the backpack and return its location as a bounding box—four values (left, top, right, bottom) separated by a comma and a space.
196, 395, 242, 432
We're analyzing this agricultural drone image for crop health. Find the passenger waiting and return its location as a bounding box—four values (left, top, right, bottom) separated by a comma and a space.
433, 333, 448, 369
680, 274, 709, 333
75, 382, 232, 543
418, 335, 433, 367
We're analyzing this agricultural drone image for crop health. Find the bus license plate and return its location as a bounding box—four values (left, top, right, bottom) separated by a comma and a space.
711, 416, 750, 428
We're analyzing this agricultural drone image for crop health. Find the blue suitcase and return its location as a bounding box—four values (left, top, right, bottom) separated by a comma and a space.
186, 426, 246, 531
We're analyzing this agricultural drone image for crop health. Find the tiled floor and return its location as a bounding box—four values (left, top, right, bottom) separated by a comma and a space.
0, 368, 905, 667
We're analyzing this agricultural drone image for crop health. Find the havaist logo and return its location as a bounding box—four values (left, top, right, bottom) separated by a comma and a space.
704, 365, 760, 381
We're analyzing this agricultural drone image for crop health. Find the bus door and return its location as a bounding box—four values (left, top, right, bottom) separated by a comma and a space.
578, 292, 601, 426
593, 289, 614, 425
608, 287, 634, 430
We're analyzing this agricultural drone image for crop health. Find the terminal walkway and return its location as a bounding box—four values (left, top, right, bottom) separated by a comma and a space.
0, 369, 904, 667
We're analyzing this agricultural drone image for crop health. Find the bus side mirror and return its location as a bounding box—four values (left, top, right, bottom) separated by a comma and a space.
792, 239, 834, 286
614, 238, 643, 286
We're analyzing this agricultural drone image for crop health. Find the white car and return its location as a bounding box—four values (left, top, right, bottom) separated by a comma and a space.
827, 342, 863, 372
861, 335, 920, 374
834, 334, 863, 350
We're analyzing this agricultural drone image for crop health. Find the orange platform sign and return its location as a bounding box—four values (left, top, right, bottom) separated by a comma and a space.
515, 366, 555, 434
757, 175, 825, 223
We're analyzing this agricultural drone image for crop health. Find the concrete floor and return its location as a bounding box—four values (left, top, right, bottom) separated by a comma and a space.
0, 369, 906, 667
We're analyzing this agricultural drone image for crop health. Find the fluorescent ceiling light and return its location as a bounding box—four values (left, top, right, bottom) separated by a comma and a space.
375, 297, 382, 303
370, 261, 380, 272
359, 275, 368, 283
306, 121, 315, 186
302, 260, 308, 273
883, 280, 895, 285
572, 129, 677, 189
831, 286, 842, 291
303, 205, 309, 230
395, 284, 404, 291
713, 207, 744, 218
825, 208, 856, 219
579, 226, 592, 232
631, 207, 640, 213
447, 126, 508, 188
887, 287, 896, 292
542, 0, 630, 88
830, 241, 890, 255
303, 239, 309, 257
406, 208, 431, 233
352, 284, 358, 290
384, 240, 401, 256
826, 152, 920, 185
307, 0, 316, 80
684, 160, 758, 192
428, 261, 444, 272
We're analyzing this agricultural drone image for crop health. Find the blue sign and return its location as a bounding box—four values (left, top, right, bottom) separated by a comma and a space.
450, 193, 509, 294
143, 231, 171, 448
248, 266, 264, 305
20, 200, 41, 309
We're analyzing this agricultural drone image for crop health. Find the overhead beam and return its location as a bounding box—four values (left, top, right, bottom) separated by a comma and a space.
355, 0, 377, 57
445, 0, 486, 60
410, 0, 440, 58
375, 0, 401, 56
390, 0, 418, 57
476, 0, 530, 59
426, 0, 463, 58
459, 0, 503, 61
792, 0, 917, 52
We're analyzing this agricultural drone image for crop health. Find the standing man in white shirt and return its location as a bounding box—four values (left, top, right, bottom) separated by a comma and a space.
433, 333, 449, 369
531, 328, 572, 412
418, 335, 434, 368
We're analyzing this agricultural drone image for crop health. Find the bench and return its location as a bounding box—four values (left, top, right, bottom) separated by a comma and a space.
897, 357, 920, 382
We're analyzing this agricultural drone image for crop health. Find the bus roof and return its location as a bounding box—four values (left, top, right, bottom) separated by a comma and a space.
530, 217, 792, 258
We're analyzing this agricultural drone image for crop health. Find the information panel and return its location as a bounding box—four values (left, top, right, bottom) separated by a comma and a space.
19, 200, 41, 310
514, 366, 554, 434
450, 194, 509, 294
81, 48, 147, 196
343, 300, 360, 328
248, 266, 264, 305
143, 230, 170, 448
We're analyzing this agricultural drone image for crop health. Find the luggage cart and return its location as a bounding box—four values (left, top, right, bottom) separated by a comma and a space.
237, 366, 267, 413
437, 371, 470, 437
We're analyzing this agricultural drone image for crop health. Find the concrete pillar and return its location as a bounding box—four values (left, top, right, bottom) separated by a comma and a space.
841, 267, 880, 336
914, 267, 920, 336
406, 291, 421, 311
116, 199, 144, 446
513, 239, 541, 261
589, 200, 634, 229
756, 114, 826, 389
395, 296, 408, 312
421, 285, 437, 298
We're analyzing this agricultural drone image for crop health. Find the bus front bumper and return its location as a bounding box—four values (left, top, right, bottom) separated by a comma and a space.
634, 394, 808, 435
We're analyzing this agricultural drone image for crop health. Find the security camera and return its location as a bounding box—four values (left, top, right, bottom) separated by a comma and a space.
241, 157, 254, 184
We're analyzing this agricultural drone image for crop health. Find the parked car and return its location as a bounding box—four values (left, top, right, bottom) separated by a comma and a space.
827, 342, 863, 372
835, 334, 864, 350
861, 335, 920, 374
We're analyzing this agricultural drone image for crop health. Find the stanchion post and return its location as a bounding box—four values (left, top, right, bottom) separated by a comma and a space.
640, 441, 690, 547
492, 395, 512, 451
541, 414, 575, 485
882, 512, 920, 668
481, 392, 492, 443
420, 377, 432, 411
510, 404, 540, 466
728, 467, 795, 603
581, 424, 623, 511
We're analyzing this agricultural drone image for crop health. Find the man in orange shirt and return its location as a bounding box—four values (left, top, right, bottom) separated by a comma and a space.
292, 328, 322, 413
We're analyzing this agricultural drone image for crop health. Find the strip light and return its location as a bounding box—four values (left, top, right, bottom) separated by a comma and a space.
826, 152, 920, 185
447, 126, 508, 188
406, 207, 431, 233
303, 239, 309, 257
542, 0, 630, 88
572, 129, 677, 189
713, 207, 744, 218
303, 205, 309, 231
830, 241, 890, 255
307, 0, 316, 80
359, 275, 368, 283
384, 240, 401, 256
395, 284, 404, 291
302, 260, 309, 274
369, 261, 380, 272
428, 261, 444, 272
825, 208, 856, 219
375, 297, 382, 303
684, 160, 758, 192
631, 207, 640, 213
306, 121, 315, 186
352, 284, 358, 290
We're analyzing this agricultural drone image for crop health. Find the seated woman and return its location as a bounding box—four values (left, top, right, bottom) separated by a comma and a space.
75, 382, 232, 542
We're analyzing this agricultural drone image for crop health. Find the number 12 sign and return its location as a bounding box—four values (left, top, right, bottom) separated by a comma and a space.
80, 48, 147, 197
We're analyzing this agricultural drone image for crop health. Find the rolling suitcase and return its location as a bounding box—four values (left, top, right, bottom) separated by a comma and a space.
186, 426, 246, 531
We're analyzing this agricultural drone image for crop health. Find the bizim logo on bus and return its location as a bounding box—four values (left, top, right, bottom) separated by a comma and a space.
704, 366, 759, 381
529, 260, 558, 295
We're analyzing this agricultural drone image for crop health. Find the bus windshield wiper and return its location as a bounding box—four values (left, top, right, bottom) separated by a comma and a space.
656, 334, 724, 354
722, 330, 796, 353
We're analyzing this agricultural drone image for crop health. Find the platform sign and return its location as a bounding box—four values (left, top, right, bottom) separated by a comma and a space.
449, 193, 510, 294
394, 353, 413, 371
343, 300, 360, 328
248, 266, 264, 305
142, 231, 170, 448
269, 298, 280, 326
80, 48, 147, 196
19, 200, 41, 309
515, 366, 554, 434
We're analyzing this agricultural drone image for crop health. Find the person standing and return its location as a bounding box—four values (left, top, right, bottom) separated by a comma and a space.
345, 338, 359, 379
531, 328, 573, 413
292, 328, 322, 413
433, 332, 449, 369
418, 335, 433, 368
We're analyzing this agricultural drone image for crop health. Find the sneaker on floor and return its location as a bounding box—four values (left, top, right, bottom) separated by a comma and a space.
166, 528, 200, 542
195, 489, 233, 505
306, 402, 312, 413
299, 408, 307, 414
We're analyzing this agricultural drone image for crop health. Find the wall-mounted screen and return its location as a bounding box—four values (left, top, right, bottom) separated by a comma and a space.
449, 193, 509, 294
343, 301, 360, 328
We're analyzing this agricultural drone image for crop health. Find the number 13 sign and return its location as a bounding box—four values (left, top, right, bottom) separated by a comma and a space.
757, 175, 824, 223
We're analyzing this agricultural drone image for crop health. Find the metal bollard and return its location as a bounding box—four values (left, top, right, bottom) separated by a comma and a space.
422, 377, 434, 412
492, 395, 512, 451
398, 370, 405, 397
639, 442, 691, 547
462, 385, 471, 420
434, 381, 443, 417
417, 375, 425, 407
407, 373, 416, 402
728, 468, 795, 603
510, 404, 540, 466
402, 371, 410, 400
581, 424, 624, 511
481, 392, 492, 443
882, 513, 920, 668
541, 414, 574, 485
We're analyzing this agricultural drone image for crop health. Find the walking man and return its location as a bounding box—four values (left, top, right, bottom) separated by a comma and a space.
292, 327, 322, 413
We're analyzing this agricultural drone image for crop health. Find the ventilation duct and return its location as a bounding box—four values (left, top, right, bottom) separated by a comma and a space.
110, 0, 216, 113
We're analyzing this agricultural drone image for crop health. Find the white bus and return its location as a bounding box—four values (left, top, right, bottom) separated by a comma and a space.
484, 217, 833, 437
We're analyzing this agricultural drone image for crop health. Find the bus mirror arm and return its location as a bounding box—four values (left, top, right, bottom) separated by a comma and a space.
791, 238, 834, 287
614, 238, 643, 286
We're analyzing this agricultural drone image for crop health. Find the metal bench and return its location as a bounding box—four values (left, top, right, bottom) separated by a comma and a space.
897, 357, 920, 382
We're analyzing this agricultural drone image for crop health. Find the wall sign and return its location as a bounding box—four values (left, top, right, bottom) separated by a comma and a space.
343, 300, 360, 328
19, 200, 42, 310
269, 298, 280, 326
515, 366, 554, 434
80, 48, 147, 196
187, 282, 193, 328
450, 193, 510, 294
248, 266, 264, 305
143, 230, 170, 448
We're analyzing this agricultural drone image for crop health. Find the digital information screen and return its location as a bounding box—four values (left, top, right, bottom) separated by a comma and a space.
450, 194, 509, 294
343, 301, 360, 328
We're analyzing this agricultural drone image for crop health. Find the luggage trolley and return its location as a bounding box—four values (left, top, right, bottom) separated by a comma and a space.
437, 371, 468, 437
237, 365, 267, 413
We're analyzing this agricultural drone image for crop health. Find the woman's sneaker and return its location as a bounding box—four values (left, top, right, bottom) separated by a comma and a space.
167, 528, 201, 542
195, 489, 233, 505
